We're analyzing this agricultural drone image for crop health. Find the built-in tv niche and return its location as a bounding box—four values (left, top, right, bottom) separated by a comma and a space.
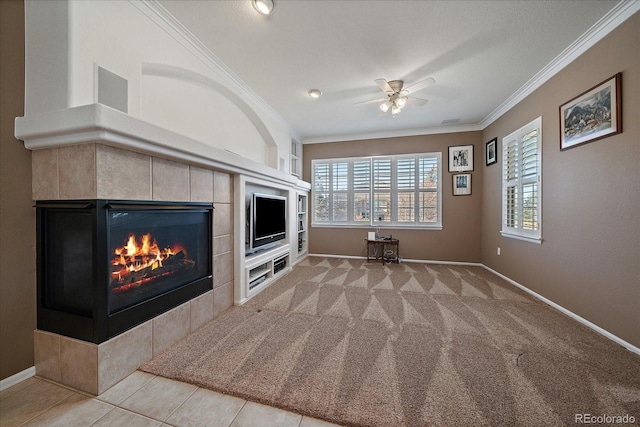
245, 187, 287, 255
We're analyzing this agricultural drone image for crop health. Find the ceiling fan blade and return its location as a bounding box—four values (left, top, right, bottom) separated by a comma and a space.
404, 77, 436, 94
375, 79, 394, 95
354, 97, 387, 106
407, 97, 428, 106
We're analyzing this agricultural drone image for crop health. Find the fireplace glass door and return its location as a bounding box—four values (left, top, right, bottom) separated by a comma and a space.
108, 207, 211, 314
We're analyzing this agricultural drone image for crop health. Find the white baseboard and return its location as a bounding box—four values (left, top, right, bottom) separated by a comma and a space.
308, 253, 482, 267
0, 366, 35, 392
482, 265, 640, 357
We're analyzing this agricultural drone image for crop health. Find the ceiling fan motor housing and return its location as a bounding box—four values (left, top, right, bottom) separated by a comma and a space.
388, 80, 404, 93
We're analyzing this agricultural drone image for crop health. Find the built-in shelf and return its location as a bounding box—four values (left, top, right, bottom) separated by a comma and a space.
297, 192, 308, 256
244, 244, 290, 298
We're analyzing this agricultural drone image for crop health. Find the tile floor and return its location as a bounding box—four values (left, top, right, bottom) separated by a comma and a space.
0, 371, 342, 427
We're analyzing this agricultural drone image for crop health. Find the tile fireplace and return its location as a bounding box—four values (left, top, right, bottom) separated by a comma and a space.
36, 199, 213, 344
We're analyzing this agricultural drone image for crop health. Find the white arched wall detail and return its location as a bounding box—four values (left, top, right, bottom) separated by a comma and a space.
141, 63, 278, 168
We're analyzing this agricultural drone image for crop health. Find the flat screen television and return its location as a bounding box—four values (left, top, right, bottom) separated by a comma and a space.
248, 193, 287, 253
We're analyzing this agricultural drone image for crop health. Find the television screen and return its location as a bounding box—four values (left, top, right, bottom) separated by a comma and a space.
253, 193, 286, 248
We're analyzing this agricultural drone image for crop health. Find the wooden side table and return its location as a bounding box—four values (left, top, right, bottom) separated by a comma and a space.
366, 238, 399, 264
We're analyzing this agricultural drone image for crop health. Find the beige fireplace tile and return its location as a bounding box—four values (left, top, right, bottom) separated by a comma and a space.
59, 144, 96, 199
190, 290, 214, 332
32, 148, 59, 200
189, 166, 214, 203
152, 303, 191, 357
213, 281, 233, 318
213, 171, 233, 203
213, 202, 233, 236
96, 144, 151, 200
60, 337, 98, 395
213, 251, 233, 288
214, 234, 233, 256
34, 330, 61, 383
97, 321, 153, 395
152, 157, 189, 201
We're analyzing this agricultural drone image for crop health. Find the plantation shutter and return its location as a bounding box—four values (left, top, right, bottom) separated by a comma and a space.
313, 162, 330, 222
352, 160, 371, 222
418, 156, 439, 223
397, 157, 416, 222
332, 162, 348, 222
373, 159, 392, 222
502, 117, 542, 241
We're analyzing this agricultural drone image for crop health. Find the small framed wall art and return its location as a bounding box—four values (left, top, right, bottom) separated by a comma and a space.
559, 73, 622, 151
452, 173, 471, 196
485, 138, 497, 166
448, 144, 474, 172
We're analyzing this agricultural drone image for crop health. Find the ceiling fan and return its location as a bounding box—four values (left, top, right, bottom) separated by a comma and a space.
356, 77, 435, 116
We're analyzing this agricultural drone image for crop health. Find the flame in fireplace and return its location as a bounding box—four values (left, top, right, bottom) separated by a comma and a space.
111, 233, 185, 281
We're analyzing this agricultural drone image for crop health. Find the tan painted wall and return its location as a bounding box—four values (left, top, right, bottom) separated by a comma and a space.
481, 12, 640, 347
303, 132, 483, 263
0, 0, 36, 379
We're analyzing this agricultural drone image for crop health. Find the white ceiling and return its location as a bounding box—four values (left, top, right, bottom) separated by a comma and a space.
158, 0, 622, 143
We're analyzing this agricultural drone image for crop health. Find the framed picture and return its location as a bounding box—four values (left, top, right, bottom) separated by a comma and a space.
560, 73, 622, 151
485, 138, 497, 166
452, 173, 471, 196
448, 144, 474, 172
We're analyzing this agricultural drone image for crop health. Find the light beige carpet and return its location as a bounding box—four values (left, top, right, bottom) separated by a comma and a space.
141, 257, 640, 426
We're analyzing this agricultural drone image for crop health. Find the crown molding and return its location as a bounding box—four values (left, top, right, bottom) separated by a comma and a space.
129, 0, 293, 136
302, 123, 482, 145
481, 0, 640, 129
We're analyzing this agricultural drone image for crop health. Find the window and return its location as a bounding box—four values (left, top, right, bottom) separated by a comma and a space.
502, 117, 542, 243
312, 153, 442, 228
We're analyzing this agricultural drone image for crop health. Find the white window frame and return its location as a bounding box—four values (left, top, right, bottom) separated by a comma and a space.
311, 153, 442, 229
501, 116, 542, 243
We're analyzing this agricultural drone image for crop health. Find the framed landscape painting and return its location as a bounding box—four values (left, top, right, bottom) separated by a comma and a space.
560, 73, 622, 151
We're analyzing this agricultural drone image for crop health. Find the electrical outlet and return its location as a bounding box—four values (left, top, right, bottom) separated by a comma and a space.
497, 247, 501, 256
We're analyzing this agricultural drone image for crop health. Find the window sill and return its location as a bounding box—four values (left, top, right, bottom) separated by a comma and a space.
500, 231, 542, 244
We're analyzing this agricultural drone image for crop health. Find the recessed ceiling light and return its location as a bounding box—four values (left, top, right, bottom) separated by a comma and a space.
308, 89, 322, 99
252, 0, 274, 15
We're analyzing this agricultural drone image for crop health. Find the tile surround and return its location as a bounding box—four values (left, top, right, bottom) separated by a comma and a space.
33, 330, 61, 383
152, 157, 190, 201
190, 290, 215, 331
213, 281, 234, 319
31, 148, 59, 200
98, 322, 153, 394
152, 303, 191, 357
31, 142, 235, 395
58, 144, 96, 199
60, 337, 98, 394
96, 144, 152, 200
190, 165, 214, 202
214, 170, 234, 203
33, 289, 223, 395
